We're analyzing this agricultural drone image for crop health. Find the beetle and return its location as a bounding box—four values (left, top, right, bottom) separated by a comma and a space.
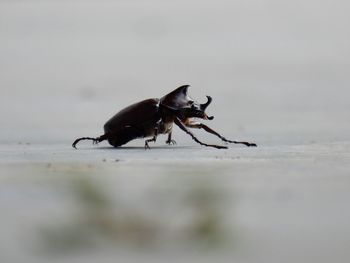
72, 85, 257, 149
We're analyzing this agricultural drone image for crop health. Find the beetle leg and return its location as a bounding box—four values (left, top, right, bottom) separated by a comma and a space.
174, 118, 227, 149
72, 134, 107, 149
186, 121, 257, 147
145, 137, 156, 149
144, 127, 159, 149
166, 132, 177, 145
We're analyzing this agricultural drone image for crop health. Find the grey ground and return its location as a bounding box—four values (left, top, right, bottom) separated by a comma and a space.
1, 1, 350, 263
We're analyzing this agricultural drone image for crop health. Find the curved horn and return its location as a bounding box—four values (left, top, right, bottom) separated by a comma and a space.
200, 96, 212, 110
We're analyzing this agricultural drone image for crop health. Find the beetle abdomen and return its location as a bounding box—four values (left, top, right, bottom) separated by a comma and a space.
107, 126, 144, 147
103, 98, 161, 147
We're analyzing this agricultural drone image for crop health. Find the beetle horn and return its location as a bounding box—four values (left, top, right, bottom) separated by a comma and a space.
200, 96, 212, 110
200, 96, 214, 120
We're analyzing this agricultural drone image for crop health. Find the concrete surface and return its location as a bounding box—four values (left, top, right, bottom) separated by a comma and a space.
1, 1, 350, 262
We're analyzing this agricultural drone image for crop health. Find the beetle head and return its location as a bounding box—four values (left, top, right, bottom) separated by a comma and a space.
160, 85, 214, 120
182, 95, 214, 120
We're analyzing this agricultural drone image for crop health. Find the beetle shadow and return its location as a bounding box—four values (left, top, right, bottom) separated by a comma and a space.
93, 145, 196, 150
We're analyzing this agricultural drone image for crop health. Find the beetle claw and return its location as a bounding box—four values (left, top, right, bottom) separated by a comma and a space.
166, 139, 177, 145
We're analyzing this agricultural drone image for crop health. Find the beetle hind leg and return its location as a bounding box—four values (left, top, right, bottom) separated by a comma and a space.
72, 134, 107, 149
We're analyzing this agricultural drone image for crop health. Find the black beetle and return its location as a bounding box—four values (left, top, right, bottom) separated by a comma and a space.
72, 85, 257, 149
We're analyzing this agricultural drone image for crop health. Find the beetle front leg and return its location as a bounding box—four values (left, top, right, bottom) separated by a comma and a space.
174, 118, 227, 149
186, 122, 257, 147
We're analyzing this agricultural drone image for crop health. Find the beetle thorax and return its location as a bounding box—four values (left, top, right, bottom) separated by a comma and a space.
159, 115, 174, 134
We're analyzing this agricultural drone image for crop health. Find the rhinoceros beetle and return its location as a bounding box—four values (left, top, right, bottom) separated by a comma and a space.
72, 85, 257, 149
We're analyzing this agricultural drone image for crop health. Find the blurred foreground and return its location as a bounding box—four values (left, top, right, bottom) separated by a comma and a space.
1, 142, 349, 263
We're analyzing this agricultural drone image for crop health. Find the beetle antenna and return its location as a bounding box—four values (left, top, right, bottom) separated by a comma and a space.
72, 134, 107, 149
